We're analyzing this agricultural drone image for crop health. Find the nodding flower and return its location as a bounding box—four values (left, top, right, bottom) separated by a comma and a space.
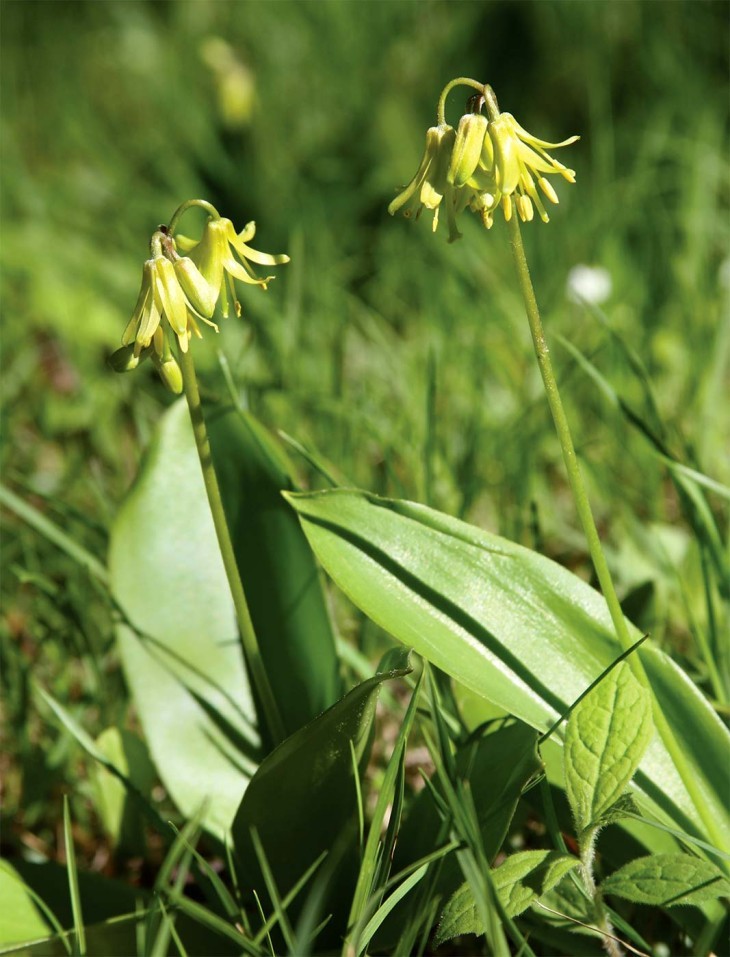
482, 112, 578, 225
389, 83, 578, 239
110, 205, 290, 392
120, 252, 196, 356
178, 217, 289, 319
387, 124, 468, 243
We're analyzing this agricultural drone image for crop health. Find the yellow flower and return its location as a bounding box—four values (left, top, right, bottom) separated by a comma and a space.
180, 217, 289, 318
389, 87, 579, 238
121, 254, 199, 356
479, 112, 579, 225
388, 124, 472, 242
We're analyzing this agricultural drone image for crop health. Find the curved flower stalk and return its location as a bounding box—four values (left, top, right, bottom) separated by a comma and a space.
388, 80, 578, 240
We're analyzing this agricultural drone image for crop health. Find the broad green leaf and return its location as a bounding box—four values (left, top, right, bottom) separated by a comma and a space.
564, 662, 652, 837
0, 862, 50, 947
286, 490, 730, 857
207, 406, 341, 738
602, 853, 730, 907
434, 851, 578, 944
109, 399, 257, 839
232, 649, 412, 942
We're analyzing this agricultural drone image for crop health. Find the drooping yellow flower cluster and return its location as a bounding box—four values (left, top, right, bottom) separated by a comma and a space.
110, 208, 289, 393
388, 91, 579, 243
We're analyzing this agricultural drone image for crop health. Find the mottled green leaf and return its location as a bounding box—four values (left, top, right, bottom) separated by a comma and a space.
602, 853, 730, 907
434, 851, 578, 944
565, 662, 652, 836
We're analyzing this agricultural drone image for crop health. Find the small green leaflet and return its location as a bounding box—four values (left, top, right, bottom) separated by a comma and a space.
601, 853, 730, 907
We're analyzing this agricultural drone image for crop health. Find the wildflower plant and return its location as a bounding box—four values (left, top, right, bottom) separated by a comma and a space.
110, 198, 290, 744
385, 76, 727, 956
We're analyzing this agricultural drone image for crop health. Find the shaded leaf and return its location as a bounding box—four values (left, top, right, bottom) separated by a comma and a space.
434, 851, 578, 944
92, 728, 156, 855
232, 649, 412, 941
207, 405, 341, 738
372, 719, 540, 951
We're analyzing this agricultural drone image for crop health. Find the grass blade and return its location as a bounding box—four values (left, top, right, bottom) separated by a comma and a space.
63, 796, 86, 956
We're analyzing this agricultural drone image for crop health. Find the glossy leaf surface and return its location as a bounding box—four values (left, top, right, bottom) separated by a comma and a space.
287, 489, 730, 854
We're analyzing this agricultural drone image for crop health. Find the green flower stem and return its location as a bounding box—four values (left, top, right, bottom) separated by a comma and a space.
168, 199, 221, 236
506, 215, 633, 654
178, 347, 285, 746
437, 77, 485, 126
505, 213, 727, 853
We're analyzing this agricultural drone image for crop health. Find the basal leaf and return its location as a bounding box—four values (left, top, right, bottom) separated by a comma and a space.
564, 662, 653, 837
602, 853, 730, 907
93, 728, 156, 855
207, 405, 341, 739
109, 400, 257, 839
286, 489, 730, 858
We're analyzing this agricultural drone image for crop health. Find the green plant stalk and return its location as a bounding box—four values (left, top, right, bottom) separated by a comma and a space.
168, 198, 220, 234
579, 831, 621, 957
505, 213, 727, 853
178, 347, 285, 746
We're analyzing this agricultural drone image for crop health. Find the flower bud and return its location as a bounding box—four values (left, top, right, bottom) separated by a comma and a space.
109, 343, 140, 373
174, 257, 217, 318
448, 113, 488, 188
154, 355, 183, 394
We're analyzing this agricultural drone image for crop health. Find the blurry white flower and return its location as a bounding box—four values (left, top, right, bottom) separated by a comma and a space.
566, 264, 612, 305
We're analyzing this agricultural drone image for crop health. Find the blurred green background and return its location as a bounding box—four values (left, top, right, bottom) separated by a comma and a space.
1, 0, 728, 856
